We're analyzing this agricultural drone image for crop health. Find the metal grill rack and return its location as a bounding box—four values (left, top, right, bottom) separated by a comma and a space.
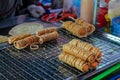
0, 28, 120, 80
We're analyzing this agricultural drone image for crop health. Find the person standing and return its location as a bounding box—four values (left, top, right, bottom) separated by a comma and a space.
0, 0, 45, 21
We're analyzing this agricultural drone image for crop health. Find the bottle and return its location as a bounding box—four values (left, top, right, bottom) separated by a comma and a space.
104, 14, 111, 33
97, 0, 108, 29
80, 0, 94, 23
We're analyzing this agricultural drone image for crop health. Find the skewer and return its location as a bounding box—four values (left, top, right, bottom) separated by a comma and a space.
68, 16, 76, 21
59, 20, 64, 23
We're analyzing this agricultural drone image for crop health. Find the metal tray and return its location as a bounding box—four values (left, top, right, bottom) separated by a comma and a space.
0, 28, 120, 80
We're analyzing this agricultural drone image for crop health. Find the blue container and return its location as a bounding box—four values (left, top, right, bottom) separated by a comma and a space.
110, 74, 120, 80
112, 16, 120, 37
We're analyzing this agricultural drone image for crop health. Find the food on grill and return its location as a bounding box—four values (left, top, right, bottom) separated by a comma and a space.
69, 39, 80, 46
9, 22, 43, 36
62, 21, 87, 37
59, 52, 89, 72
96, 58, 102, 63
30, 45, 39, 50
91, 48, 102, 58
0, 35, 8, 43
62, 21, 73, 29
75, 18, 95, 35
30, 42, 39, 50
62, 18, 95, 37
9, 27, 59, 50
36, 27, 57, 36
8, 34, 32, 44
59, 39, 102, 72
14, 35, 39, 49
14, 39, 28, 49
75, 18, 85, 24
39, 31, 59, 44
24, 35, 39, 45
69, 39, 102, 58
69, 39, 94, 51
63, 44, 95, 62
90, 61, 99, 69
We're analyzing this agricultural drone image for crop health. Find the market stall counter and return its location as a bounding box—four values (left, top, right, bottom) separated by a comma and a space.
0, 15, 120, 80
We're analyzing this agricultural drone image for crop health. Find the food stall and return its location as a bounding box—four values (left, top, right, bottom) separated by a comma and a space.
0, 0, 120, 80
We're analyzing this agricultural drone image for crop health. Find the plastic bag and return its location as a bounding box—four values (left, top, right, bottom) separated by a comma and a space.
108, 0, 120, 20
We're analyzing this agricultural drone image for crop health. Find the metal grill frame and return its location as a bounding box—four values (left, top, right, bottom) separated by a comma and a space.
0, 27, 120, 80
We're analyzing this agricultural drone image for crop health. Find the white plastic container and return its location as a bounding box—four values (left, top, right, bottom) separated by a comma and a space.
108, 0, 120, 20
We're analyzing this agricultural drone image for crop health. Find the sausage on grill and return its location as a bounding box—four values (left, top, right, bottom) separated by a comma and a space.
8, 34, 32, 44
62, 21, 87, 37
14, 35, 39, 49
36, 27, 57, 36
69, 39, 102, 58
59, 52, 89, 72
75, 18, 95, 35
63, 44, 95, 62
39, 31, 59, 44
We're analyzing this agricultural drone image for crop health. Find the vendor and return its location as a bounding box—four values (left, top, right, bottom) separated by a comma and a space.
0, 0, 45, 21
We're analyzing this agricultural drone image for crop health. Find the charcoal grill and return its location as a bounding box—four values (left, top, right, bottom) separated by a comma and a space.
0, 23, 120, 80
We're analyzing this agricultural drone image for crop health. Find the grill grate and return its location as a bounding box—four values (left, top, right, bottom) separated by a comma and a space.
0, 28, 120, 80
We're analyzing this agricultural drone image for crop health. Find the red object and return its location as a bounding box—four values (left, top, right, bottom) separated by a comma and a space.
56, 12, 77, 22
41, 12, 77, 23
97, 7, 108, 28
41, 13, 58, 23
105, 0, 110, 3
